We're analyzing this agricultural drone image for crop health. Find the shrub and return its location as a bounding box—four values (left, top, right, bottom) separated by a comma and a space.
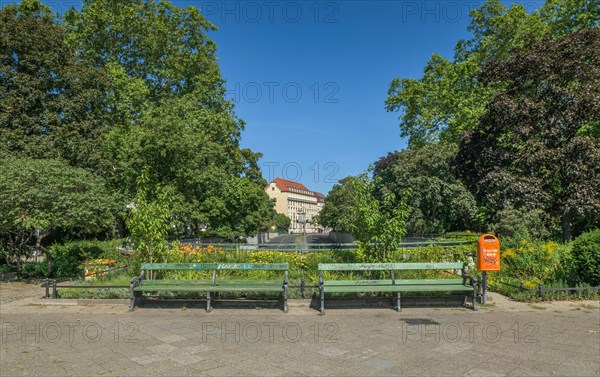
50, 240, 121, 278
491, 206, 550, 240
0, 264, 15, 273
498, 240, 572, 288
572, 230, 600, 286
18, 262, 48, 279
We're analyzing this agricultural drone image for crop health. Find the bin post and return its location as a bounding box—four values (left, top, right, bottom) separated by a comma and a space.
481, 271, 488, 304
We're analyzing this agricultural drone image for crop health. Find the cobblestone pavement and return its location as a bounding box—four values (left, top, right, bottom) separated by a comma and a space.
1, 282, 599, 377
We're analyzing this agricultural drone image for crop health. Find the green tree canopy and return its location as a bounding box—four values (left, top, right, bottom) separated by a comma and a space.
374, 144, 480, 235
0, 0, 111, 171
454, 29, 600, 241
385, 0, 599, 147
270, 213, 291, 233
0, 158, 116, 272
349, 174, 411, 262
61, 0, 272, 239
317, 176, 359, 233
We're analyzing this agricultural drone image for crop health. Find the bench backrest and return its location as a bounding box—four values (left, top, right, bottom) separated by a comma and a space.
141, 263, 288, 271
318, 262, 465, 271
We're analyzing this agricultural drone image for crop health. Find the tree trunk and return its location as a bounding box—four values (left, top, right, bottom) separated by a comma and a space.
561, 210, 573, 242
35, 235, 51, 276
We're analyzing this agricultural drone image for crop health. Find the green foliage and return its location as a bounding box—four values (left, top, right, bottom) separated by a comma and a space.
270, 214, 291, 232
0, 158, 116, 272
317, 176, 359, 232
50, 239, 121, 278
350, 174, 411, 262
374, 144, 480, 235
497, 240, 573, 288
0, 264, 14, 273
490, 206, 551, 240
18, 262, 48, 279
63, 0, 272, 239
571, 230, 600, 286
455, 29, 600, 241
385, 0, 598, 147
58, 272, 132, 299
0, 0, 111, 171
1, 0, 274, 242
126, 167, 173, 263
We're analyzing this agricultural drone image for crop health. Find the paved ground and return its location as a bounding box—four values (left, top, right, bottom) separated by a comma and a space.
1, 282, 599, 377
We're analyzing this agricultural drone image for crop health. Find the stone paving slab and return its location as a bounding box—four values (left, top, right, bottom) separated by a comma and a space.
1, 282, 599, 376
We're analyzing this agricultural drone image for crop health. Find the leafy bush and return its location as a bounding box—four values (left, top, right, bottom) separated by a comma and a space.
0, 264, 15, 273
491, 207, 550, 240
572, 230, 600, 286
18, 262, 48, 279
51, 240, 122, 278
495, 240, 572, 289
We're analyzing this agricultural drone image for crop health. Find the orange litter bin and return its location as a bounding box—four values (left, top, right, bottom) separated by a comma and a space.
476, 234, 500, 271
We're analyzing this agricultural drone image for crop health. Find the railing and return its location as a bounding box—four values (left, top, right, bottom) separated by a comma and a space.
40, 264, 130, 298
496, 280, 600, 298
173, 240, 470, 252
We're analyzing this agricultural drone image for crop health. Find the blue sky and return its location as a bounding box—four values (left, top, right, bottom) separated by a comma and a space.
197, 0, 491, 194
7, 0, 541, 194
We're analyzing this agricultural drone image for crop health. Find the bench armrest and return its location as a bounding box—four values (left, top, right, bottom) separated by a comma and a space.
130, 271, 145, 286
463, 274, 477, 286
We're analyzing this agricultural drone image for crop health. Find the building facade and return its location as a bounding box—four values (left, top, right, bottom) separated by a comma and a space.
265, 178, 326, 233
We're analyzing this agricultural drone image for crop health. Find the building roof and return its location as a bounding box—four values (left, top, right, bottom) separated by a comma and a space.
268, 178, 328, 199
272, 178, 309, 192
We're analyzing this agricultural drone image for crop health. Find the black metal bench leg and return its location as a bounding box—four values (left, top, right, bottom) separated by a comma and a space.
397, 292, 401, 312
472, 285, 478, 311
206, 291, 211, 312
320, 287, 325, 314
462, 295, 468, 308
129, 285, 135, 311
283, 285, 289, 313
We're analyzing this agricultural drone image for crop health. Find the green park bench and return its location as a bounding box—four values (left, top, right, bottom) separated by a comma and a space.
318, 262, 477, 313
130, 263, 289, 312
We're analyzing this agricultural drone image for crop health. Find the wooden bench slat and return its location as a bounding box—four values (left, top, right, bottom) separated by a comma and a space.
208, 286, 284, 292
140, 263, 214, 270
324, 284, 472, 293
141, 263, 289, 271
131, 262, 289, 312
318, 262, 465, 271
140, 280, 213, 285
324, 285, 404, 293
214, 280, 284, 285
134, 285, 211, 292
318, 262, 476, 313
324, 280, 395, 286
323, 279, 464, 286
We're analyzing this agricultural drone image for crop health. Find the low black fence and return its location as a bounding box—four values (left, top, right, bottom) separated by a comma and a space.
41, 264, 130, 298
497, 280, 600, 298
172, 240, 470, 252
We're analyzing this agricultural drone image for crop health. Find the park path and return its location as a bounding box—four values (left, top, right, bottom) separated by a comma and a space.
1, 282, 599, 376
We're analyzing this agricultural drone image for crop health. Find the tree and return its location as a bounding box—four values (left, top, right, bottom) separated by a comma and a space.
374, 144, 480, 235
385, 0, 599, 147
350, 174, 411, 262
0, 0, 111, 171
63, 0, 272, 238
454, 29, 600, 241
0, 158, 116, 273
126, 167, 173, 264
317, 177, 359, 233
271, 214, 291, 233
